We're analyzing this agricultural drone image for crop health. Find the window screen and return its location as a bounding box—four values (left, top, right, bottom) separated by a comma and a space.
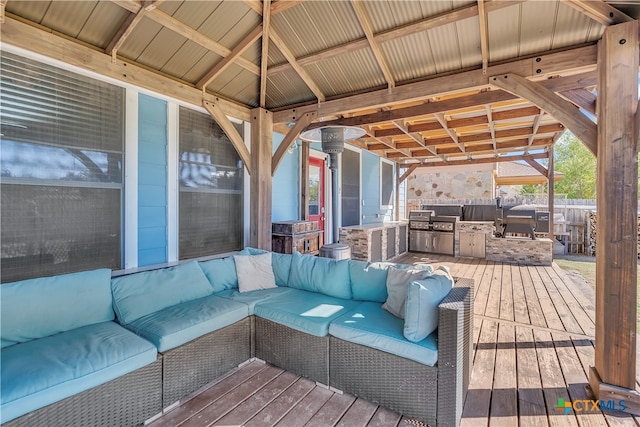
381, 161, 394, 207
341, 149, 360, 227
179, 107, 244, 259
1, 51, 124, 283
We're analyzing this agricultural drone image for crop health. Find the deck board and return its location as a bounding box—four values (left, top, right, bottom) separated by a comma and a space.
150, 254, 640, 427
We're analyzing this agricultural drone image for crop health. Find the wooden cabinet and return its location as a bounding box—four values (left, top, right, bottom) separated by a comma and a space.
459, 232, 486, 258
272, 221, 321, 255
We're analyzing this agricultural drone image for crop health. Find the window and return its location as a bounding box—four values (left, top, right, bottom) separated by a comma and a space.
178, 107, 244, 258
341, 148, 360, 226
0, 51, 124, 282
381, 160, 394, 208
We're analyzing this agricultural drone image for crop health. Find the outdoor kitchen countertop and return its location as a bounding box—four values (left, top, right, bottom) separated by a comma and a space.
340, 221, 407, 231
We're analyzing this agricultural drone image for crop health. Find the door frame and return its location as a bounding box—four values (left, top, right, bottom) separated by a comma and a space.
307, 149, 328, 242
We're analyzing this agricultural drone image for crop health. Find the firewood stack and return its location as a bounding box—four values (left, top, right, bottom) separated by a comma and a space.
586, 210, 640, 258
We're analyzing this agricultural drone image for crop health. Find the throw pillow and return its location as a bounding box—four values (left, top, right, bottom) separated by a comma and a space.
381, 266, 431, 318
403, 265, 455, 342
234, 252, 277, 292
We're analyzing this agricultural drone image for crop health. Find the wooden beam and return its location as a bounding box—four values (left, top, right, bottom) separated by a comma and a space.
417, 136, 553, 156
562, 0, 633, 25
203, 100, 252, 175
407, 152, 548, 168
592, 19, 639, 395
250, 108, 273, 250
490, 73, 597, 155
477, 0, 489, 74
105, 0, 150, 62
269, 28, 326, 102
560, 88, 596, 115
547, 145, 555, 240
300, 140, 310, 220
111, 0, 261, 76
350, 0, 395, 88
485, 105, 496, 151
196, 24, 263, 90
272, 111, 316, 175
0, 0, 7, 24
268, 1, 521, 76
434, 113, 465, 153
527, 110, 544, 148
391, 120, 445, 160
247, 0, 305, 16
398, 163, 419, 183
306, 89, 515, 130
1, 17, 251, 121
273, 44, 598, 123
524, 158, 548, 177
260, 0, 271, 108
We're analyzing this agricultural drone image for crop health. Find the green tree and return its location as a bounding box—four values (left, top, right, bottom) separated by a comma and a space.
553, 132, 597, 199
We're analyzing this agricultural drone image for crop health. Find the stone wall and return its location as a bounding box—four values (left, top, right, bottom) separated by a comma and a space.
485, 237, 553, 266
406, 165, 495, 207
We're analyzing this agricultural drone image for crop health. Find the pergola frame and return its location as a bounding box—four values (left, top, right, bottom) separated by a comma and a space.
1, 5, 638, 416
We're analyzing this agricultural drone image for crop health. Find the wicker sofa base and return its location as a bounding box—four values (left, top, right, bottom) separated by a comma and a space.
4, 358, 162, 427
330, 337, 438, 425
254, 316, 329, 384
161, 317, 251, 407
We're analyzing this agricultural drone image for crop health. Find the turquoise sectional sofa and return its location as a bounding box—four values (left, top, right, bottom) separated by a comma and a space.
0, 249, 472, 427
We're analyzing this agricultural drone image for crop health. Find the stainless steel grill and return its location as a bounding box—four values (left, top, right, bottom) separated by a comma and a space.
408, 211, 456, 255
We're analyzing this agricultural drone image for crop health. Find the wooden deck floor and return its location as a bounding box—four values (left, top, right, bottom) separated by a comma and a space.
150, 254, 640, 427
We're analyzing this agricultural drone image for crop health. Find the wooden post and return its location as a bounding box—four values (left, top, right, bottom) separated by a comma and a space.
300, 140, 310, 220
547, 146, 554, 241
250, 107, 273, 250
395, 164, 401, 221
589, 20, 639, 406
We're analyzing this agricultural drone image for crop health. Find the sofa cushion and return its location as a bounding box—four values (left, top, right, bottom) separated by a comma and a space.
234, 253, 277, 292
111, 261, 213, 325
404, 266, 455, 343
254, 289, 360, 337
199, 256, 238, 292
348, 260, 390, 303
215, 287, 294, 315
0, 268, 113, 348
0, 321, 157, 424
288, 252, 351, 299
124, 295, 249, 352
241, 247, 293, 287
329, 302, 438, 366
382, 266, 432, 318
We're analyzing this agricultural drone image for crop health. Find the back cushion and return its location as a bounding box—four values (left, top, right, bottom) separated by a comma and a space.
348, 260, 389, 302
240, 247, 292, 286
1, 268, 113, 348
288, 252, 351, 299
199, 257, 239, 292
111, 260, 213, 324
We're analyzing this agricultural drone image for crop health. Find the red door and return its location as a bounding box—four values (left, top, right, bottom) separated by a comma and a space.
308, 157, 325, 244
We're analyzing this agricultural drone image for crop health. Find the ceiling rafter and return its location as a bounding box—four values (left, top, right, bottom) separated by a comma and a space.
350, 0, 396, 88
490, 73, 597, 155
196, 24, 263, 91
273, 45, 598, 124
1, 0, 9, 24
268, 1, 523, 76
477, 0, 489, 74
269, 28, 326, 102
434, 113, 465, 153
433, 136, 552, 155
485, 105, 496, 152
362, 126, 413, 158
245, 0, 305, 16
527, 110, 545, 149
110, 0, 261, 75
105, 0, 152, 62
390, 120, 445, 161
259, 0, 271, 108
562, 0, 633, 25
560, 88, 596, 114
